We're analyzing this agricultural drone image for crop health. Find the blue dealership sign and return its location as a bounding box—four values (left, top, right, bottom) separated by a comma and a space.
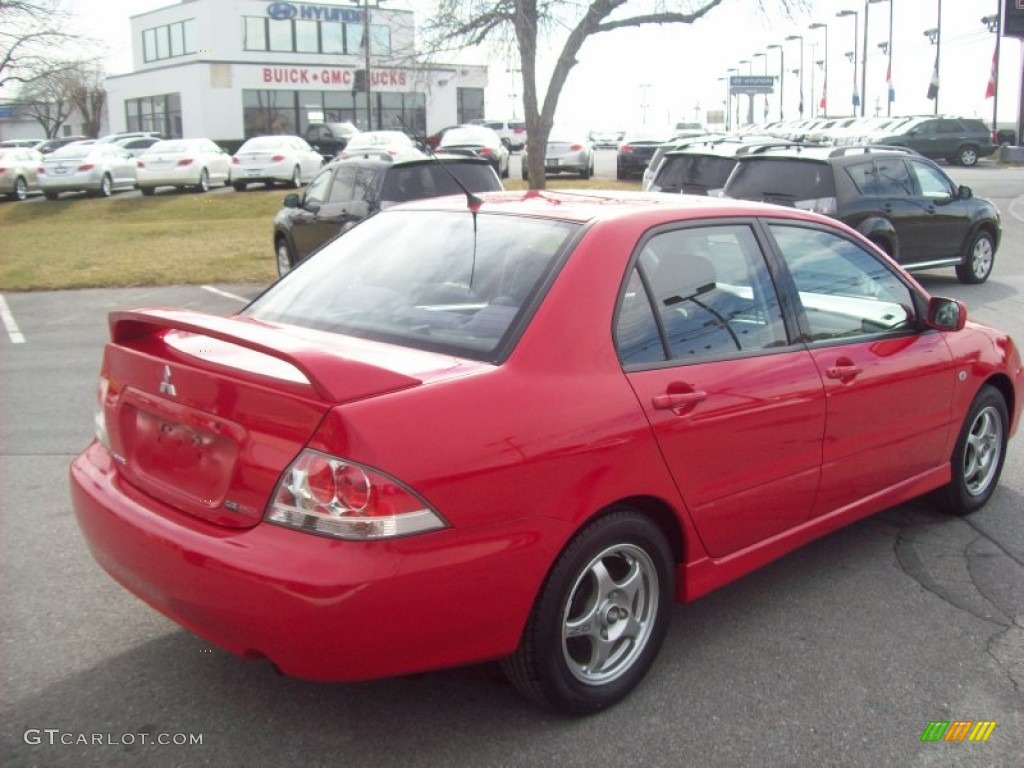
729, 76, 775, 94
266, 2, 363, 23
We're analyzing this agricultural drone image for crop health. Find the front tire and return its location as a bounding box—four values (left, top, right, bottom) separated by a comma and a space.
275, 237, 295, 277
501, 509, 674, 715
955, 230, 995, 284
935, 386, 1008, 515
288, 166, 301, 188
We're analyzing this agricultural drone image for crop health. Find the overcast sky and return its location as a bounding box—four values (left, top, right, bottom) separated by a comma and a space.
58, 0, 1016, 132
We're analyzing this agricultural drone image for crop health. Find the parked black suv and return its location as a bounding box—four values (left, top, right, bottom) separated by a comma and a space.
273, 154, 503, 276
722, 145, 1000, 283
871, 117, 996, 167
304, 122, 360, 161
648, 138, 791, 195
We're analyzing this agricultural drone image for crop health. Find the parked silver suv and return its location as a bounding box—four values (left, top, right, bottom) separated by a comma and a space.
470, 118, 527, 150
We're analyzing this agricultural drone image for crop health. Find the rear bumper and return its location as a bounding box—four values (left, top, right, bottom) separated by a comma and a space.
70, 442, 562, 681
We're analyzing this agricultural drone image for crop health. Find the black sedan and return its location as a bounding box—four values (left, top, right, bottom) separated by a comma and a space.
616, 128, 671, 180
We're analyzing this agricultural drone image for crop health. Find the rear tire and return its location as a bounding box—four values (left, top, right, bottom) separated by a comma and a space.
9, 176, 28, 201
44, 191, 59, 201
935, 386, 1008, 515
501, 508, 674, 715
232, 181, 247, 192
955, 230, 994, 284
140, 186, 155, 196
95, 174, 113, 198
288, 166, 301, 188
195, 168, 210, 193
956, 145, 979, 167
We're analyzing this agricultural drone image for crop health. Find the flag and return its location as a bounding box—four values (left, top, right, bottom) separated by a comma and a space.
819, 78, 827, 113
886, 62, 895, 103
764, 96, 769, 120
927, 55, 939, 100
985, 44, 997, 99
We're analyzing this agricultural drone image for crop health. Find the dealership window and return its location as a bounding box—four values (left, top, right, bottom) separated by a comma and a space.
243, 16, 377, 55
142, 19, 196, 62
125, 93, 182, 137
457, 88, 485, 123
243, 89, 425, 138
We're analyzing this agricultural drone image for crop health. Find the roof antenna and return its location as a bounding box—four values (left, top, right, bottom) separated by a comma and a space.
398, 115, 482, 210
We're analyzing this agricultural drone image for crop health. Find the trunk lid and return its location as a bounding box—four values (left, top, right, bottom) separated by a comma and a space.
101, 309, 441, 529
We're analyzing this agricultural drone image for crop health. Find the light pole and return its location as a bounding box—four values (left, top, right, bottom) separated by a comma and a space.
506, 68, 521, 120
786, 35, 804, 118
753, 52, 767, 121
924, 0, 942, 114
809, 22, 829, 117
983, 12, 999, 139
837, 9, 859, 115
767, 44, 784, 122
869, 0, 893, 115
639, 83, 651, 124
739, 59, 752, 124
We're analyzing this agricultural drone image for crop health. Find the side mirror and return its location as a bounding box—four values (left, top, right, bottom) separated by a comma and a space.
282, 193, 301, 208
958, 185, 973, 200
926, 296, 966, 332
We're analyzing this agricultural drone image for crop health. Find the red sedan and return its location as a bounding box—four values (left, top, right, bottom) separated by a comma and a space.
71, 191, 1022, 715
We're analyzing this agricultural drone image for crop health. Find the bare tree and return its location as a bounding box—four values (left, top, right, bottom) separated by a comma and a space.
426, 0, 799, 188
0, 0, 77, 89
68, 61, 106, 138
18, 66, 75, 137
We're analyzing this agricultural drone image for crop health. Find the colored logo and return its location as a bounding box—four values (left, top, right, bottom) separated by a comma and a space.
920, 721, 997, 743
267, 2, 297, 20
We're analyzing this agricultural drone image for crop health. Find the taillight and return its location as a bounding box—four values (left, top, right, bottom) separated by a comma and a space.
570, 144, 583, 152
136, 161, 144, 168
231, 156, 239, 164
94, 377, 110, 450
0, 167, 6, 173
271, 154, 285, 162
77, 164, 94, 171
266, 449, 447, 540
513, 128, 525, 134
37, 167, 45, 174
177, 158, 193, 166
479, 147, 494, 155
620, 144, 633, 154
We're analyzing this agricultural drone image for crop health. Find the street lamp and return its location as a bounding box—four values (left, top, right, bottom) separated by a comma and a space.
869, 0, 893, 116
725, 67, 739, 131
808, 22, 829, 117
836, 9, 859, 115
351, 0, 385, 130
767, 43, 784, 121
753, 52, 768, 120
982, 13, 1000, 141
639, 83, 651, 124
785, 34, 804, 118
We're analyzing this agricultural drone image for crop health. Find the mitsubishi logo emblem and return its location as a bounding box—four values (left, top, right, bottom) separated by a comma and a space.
159, 365, 177, 397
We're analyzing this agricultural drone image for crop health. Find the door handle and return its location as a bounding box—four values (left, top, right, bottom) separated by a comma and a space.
826, 364, 862, 380
652, 391, 707, 412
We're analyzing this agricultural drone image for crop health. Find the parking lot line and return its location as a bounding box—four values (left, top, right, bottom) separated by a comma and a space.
0, 294, 26, 343
201, 285, 250, 303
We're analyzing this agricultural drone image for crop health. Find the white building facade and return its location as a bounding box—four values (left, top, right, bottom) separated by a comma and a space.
105, 0, 488, 142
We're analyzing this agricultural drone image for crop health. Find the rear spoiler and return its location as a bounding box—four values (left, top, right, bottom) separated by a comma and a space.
110, 309, 422, 403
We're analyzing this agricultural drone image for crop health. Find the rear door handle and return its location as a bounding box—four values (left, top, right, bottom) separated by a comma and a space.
826, 364, 862, 380
652, 391, 707, 412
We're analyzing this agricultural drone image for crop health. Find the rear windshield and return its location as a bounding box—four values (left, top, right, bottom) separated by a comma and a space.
245, 210, 579, 362
725, 160, 836, 205
653, 155, 738, 194
380, 163, 501, 204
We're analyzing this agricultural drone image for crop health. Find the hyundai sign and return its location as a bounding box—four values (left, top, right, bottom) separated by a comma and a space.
267, 2, 363, 23
730, 76, 775, 95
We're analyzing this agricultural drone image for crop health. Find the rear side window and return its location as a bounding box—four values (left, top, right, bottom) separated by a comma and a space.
844, 158, 914, 196
653, 155, 737, 194
726, 160, 835, 206
380, 163, 500, 203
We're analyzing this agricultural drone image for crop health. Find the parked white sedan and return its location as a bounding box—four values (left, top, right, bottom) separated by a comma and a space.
522, 131, 595, 180
230, 136, 324, 191
0, 147, 43, 201
137, 138, 232, 195
38, 143, 137, 199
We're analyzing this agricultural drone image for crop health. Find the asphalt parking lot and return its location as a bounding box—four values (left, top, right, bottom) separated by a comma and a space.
1, 165, 1022, 767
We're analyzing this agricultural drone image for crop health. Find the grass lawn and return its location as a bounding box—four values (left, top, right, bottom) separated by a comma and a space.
0, 178, 640, 291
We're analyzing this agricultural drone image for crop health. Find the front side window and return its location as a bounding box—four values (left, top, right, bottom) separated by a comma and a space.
616, 224, 788, 365
769, 224, 916, 342
303, 169, 334, 205
245, 211, 579, 361
908, 160, 954, 198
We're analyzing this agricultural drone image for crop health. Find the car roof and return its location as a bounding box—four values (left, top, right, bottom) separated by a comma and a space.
393, 189, 836, 227
731, 144, 921, 163
326, 153, 493, 170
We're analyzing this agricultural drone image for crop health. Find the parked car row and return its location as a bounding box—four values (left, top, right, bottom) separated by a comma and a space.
645, 139, 1001, 285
